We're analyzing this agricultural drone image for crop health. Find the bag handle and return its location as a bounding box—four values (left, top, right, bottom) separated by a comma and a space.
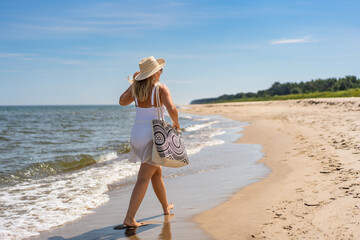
155, 84, 182, 135
155, 84, 164, 121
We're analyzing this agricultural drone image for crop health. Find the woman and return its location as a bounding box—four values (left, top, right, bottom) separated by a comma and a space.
119, 56, 180, 227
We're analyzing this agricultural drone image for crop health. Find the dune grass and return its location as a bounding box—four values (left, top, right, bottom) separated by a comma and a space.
213, 88, 360, 103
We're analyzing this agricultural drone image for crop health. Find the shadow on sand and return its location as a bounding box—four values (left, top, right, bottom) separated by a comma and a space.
48, 214, 174, 240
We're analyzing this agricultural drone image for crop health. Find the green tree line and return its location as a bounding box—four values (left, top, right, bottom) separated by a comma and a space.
190, 76, 360, 104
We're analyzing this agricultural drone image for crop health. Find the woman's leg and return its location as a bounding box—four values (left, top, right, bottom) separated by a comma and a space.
151, 166, 174, 215
124, 163, 158, 227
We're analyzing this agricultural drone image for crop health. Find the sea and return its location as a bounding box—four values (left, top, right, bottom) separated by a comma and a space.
0, 105, 267, 239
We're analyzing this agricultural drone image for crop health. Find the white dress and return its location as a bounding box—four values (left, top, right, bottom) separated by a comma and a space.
128, 83, 165, 166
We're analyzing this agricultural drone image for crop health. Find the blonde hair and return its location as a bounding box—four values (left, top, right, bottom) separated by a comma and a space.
132, 75, 156, 102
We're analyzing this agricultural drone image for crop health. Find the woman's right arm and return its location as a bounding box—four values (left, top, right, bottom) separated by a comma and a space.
119, 85, 134, 106
160, 84, 180, 130
119, 72, 140, 106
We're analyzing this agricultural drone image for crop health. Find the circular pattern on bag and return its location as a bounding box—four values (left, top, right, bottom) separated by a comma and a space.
152, 119, 189, 164
154, 131, 165, 145
169, 131, 184, 155
172, 134, 180, 148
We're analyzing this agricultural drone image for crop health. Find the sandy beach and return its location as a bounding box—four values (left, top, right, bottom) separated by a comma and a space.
181, 98, 360, 240
21, 97, 360, 239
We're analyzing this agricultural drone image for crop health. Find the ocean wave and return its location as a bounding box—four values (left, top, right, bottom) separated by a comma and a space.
179, 115, 193, 120
96, 143, 131, 154
0, 136, 10, 141
186, 138, 225, 155
184, 121, 218, 132
0, 158, 139, 240
0, 148, 129, 186
184, 128, 226, 155
196, 117, 210, 121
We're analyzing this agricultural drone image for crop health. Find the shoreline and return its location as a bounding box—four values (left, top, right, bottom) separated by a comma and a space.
28, 114, 267, 240
180, 98, 360, 239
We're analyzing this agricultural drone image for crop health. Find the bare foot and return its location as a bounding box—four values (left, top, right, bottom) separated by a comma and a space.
123, 217, 142, 228
164, 203, 174, 215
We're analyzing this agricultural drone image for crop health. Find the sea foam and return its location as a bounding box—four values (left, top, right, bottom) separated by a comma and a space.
0, 154, 139, 239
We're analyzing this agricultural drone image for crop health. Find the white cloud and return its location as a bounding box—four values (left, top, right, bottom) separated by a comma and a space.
270, 36, 316, 45
61, 60, 88, 65
0, 53, 89, 65
0, 69, 19, 73
165, 79, 204, 84
1, 2, 271, 40
0, 52, 37, 58
29, 25, 95, 33
0, 52, 39, 61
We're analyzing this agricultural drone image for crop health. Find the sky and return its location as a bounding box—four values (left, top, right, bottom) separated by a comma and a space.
0, 0, 359, 105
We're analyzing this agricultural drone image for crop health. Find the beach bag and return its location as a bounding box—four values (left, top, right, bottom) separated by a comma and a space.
151, 84, 189, 168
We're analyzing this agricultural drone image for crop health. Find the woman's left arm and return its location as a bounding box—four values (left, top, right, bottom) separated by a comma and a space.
119, 85, 134, 106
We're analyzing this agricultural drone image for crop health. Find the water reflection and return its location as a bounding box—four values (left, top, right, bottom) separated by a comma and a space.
158, 214, 174, 240
125, 214, 174, 240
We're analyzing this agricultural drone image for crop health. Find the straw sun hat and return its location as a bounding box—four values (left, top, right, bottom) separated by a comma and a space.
134, 56, 165, 81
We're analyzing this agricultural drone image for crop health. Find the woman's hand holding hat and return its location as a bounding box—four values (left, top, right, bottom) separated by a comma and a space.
133, 71, 140, 80
128, 71, 140, 84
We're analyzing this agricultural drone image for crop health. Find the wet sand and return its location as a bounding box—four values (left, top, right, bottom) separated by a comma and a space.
29, 118, 268, 240
181, 98, 360, 239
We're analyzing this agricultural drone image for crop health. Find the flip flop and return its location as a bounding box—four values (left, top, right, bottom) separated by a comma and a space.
114, 221, 154, 230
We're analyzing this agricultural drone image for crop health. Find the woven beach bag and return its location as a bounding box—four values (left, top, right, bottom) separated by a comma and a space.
151, 84, 189, 168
